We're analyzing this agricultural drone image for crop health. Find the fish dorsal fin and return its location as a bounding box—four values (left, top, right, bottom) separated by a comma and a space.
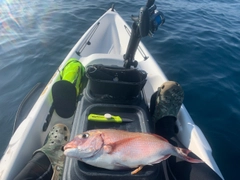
103, 137, 138, 154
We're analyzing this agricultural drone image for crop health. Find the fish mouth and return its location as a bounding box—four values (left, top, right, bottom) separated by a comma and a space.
64, 131, 104, 159
64, 144, 103, 160
63, 148, 81, 160
64, 143, 77, 151
63, 146, 70, 151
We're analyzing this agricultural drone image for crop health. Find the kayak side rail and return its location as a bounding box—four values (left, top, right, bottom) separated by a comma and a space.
75, 22, 100, 56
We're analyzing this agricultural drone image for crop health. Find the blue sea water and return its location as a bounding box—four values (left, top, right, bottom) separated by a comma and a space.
0, 0, 239, 179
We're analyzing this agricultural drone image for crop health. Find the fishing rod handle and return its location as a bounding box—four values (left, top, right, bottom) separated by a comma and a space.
146, 0, 155, 8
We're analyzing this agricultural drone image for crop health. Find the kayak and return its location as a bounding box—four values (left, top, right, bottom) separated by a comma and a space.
0, 1, 224, 180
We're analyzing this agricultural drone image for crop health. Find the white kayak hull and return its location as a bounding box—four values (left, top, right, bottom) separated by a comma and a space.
0, 8, 223, 180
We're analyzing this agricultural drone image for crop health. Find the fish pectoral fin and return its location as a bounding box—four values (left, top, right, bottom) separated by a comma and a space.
103, 137, 138, 154
131, 165, 144, 175
103, 145, 112, 153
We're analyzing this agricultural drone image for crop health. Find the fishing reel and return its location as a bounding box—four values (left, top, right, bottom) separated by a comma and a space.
132, 0, 165, 37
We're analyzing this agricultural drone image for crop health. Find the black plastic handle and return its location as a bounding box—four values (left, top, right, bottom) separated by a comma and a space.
146, 0, 155, 8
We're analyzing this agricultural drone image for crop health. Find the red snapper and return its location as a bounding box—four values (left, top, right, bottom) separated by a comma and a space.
64, 129, 203, 174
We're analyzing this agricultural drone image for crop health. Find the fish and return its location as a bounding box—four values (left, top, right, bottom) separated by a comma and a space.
64, 129, 203, 174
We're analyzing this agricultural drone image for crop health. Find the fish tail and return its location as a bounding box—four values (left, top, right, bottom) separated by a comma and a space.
174, 147, 203, 163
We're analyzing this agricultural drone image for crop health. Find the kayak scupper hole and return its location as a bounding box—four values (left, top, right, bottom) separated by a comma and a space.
61, 146, 64, 151
65, 136, 68, 141
64, 127, 67, 131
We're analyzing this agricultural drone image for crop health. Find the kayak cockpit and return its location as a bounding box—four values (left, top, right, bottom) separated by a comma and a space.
62, 61, 157, 179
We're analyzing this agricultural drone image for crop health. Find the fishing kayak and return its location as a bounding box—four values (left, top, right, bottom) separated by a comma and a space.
0, 1, 224, 180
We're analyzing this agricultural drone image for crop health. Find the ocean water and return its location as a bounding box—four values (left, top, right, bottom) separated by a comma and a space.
0, 0, 239, 179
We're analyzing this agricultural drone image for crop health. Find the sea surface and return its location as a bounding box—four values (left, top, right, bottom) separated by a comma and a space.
0, 0, 239, 179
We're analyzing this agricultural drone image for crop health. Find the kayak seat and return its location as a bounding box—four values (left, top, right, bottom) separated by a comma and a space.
52, 80, 77, 118
86, 64, 147, 100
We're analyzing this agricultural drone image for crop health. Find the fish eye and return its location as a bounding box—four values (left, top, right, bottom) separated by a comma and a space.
82, 133, 89, 139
